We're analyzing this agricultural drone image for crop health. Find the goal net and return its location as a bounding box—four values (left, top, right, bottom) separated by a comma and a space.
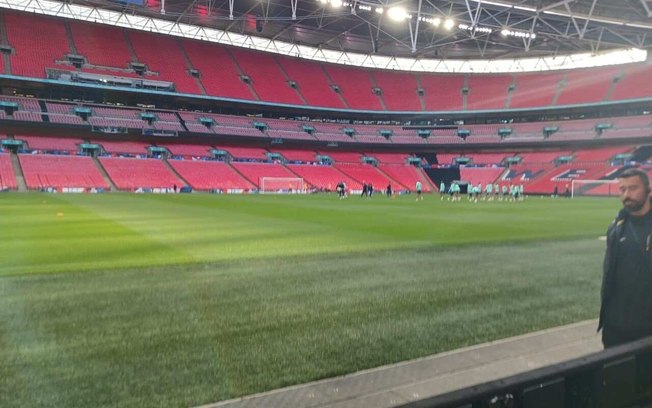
571, 179, 619, 198
259, 177, 306, 194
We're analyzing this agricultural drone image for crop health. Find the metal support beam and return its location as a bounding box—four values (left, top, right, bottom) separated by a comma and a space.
409, 0, 423, 53
580, 0, 598, 39
524, 13, 537, 52
368, 22, 377, 53
290, 0, 298, 20
563, 1, 582, 38
640, 0, 652, 18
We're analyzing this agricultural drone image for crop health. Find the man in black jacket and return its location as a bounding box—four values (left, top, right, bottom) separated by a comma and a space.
599, 168, 652, 348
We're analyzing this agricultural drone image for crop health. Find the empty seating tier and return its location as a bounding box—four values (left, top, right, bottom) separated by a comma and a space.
181, 39, 254, 100
277, 58, 344, 109
556, 66, 621, 106
371, 71, 422, 111
230, 162, 299, 188
19, 154, 108, 190
324, 65, 383, 110
510, 73, 563, 109
378, 164, 430, 191
466, 75, 512, 110
128, 31, 200, 94
99, 157, 181, 190
420, 74, 464, 111
0, 153, 17, 189
95, 140, 150, 155
168, 160, 254, 191
518, 151, 571, 164
460, 167, 505, 187
218, 146, 268, 160
369, 153, 408, 164
572, 146, 634, 163
69, 21, 133, 69
334, 163, 393, 188
229, 49, 303, 105
287, 164, 361, 191
164, 144, 213, 158
18, 135, 81, 152
5, 12, 70, 78
321, 151, 362, 163
271, 149, 317, 162
610, 63, 652, 101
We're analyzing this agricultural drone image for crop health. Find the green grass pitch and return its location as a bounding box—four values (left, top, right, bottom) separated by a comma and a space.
0, 192, 620, 407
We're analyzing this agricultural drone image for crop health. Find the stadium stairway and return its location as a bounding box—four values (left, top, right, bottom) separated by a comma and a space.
415, 76, 426, 111
176, 39, 207, 96
123, 30, 138, 63
321, 65, 350, 109
375, 166, 408, 190
273, 56, 308, 105
63, 21, 77, 55
10, 152, 26, 191
226, 162, 258, 188
603, 72, 621, 102
92, 156, 117, 192
162, 158, 192, 189
283, 164, 316, 189
202, 320, 602, 408
227, 49, 261, 101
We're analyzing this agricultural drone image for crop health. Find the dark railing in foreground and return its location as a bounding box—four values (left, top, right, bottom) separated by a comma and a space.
398, 336, 652, 408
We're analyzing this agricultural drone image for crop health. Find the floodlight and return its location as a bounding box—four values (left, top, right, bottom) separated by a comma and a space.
387, 6, 408, 22
501, 28, 509, 36
331, 0, 343, 8
375, 7, 384, 13
443, 18, 454, 30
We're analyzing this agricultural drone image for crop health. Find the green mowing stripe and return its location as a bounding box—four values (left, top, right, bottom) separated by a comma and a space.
0, 194, 193, 276
1, 239, 603, 407
53, 193, 618, 265
1, 193, 619, 276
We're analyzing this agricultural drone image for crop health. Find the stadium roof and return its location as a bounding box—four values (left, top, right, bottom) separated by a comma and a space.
60, 0, 652, 59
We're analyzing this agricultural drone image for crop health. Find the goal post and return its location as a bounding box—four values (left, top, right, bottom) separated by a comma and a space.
571, 179, 619, 198
259, 177, 306, 194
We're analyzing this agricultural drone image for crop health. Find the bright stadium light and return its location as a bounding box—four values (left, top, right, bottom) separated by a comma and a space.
375, 7, 384, 14
501, 28, 537, 39
387, 6, 409, 22
444, 18, 455, 30
418, 16, 441, 26
330, 0, 343, 7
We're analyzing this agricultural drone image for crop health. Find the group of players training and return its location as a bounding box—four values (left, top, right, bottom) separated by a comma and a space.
335, 179, 525, 201
436, 181, 525, 202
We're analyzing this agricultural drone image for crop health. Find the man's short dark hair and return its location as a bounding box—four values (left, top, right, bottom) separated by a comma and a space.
619, 168, 650, 191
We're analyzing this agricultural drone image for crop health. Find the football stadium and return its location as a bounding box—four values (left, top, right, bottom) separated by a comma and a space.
1, 0, 652, 406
